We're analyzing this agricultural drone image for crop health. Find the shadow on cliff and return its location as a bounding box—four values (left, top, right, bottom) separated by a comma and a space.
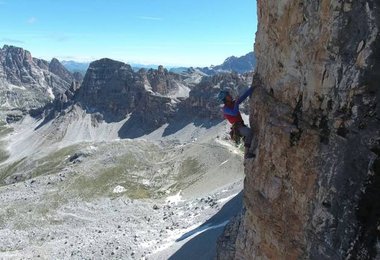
162, 115, 223, 137
169, 191, 242, 260
118, 113, 223, 139
117, 113, 157, 139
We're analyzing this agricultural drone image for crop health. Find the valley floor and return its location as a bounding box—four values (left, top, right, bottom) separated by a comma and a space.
0, 113, 245, 259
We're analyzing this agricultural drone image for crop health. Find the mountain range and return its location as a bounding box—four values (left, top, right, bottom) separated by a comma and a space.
61, 51, 256, 76
0, 45, 253, 127
0, 44, 252, 258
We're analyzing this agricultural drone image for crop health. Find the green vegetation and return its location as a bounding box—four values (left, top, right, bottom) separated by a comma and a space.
0, 125, 13, 164
171, 157, 205, 192
66, 152, 153, 200
0, 158, 26, 185
0, 145, 80, 186
0, 126, 13, 138
30, 145, 79, 179
178, 158, 204, 179
0, 142, 9, 164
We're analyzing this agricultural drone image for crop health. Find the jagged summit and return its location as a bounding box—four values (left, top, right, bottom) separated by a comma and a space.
49, 58, 73, 84
0, 45, 74, 116
88, 58, 132, 70
198, 52, 256, 75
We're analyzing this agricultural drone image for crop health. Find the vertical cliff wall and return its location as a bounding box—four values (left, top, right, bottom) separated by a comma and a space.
218, 0, 380, 259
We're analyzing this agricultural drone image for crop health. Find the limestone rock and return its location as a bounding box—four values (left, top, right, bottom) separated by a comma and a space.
0, 45, 73, 112
75, 58, 142, 122
49, 58, 73, 85
145, 65, 182, 95
217, 0, 380, 259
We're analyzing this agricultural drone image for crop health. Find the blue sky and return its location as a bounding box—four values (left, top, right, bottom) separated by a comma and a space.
0, 0, 257, 66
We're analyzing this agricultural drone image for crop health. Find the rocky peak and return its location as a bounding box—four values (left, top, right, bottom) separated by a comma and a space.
75, 58, 148, 122
0, 45, 73, 114
49, 58, 73, 84
0, 45, 34, 85
34, 58, 49, 70
144, 65, 183, 95
198, 52, 256, 75
1, 45, 33, 61
158, 65, 165, 73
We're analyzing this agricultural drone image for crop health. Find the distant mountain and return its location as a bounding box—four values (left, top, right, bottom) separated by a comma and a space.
33, 56, 253, 140
62, 52, 255, 78
0, 45, 75, 120
198, 52, 256, 75
168, 52, 256, 76
169, 67, 189, 74
1, 45, 254, 126
61, 60, 90, 75
36, 59, 194, 134
61, 60, 162, 74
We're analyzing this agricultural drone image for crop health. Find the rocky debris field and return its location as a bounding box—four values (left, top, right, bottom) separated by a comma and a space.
0, 177, 242, 259
0, 115, 245, 259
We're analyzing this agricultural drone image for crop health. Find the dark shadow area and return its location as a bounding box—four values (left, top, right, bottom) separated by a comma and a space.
169, 191, 242, 260
170, 227, 224, 260
32, 101, 68, 130
117, 113, 159, 139
118, 112, 223, 139
33, 111, 55, 130
162, 113, 223, 137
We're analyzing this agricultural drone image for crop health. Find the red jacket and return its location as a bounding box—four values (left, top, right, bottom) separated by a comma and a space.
222, 86, 253, 125
223, 101, 243, 124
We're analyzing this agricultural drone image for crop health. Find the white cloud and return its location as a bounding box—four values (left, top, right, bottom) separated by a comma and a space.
1, 38, 24, 44
137, 16, 163, 21
27, 17, 37, 24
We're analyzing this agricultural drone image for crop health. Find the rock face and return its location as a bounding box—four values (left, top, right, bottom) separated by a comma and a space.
74, 59, 184, 127
49, 58, 74, 84
35, 58, 253, 139
218, 1, 380, 259
0, 45, 73, 112
144, 65, 182, 95
75, 58, 145, 121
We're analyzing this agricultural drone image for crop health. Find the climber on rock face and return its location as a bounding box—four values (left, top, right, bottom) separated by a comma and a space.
218, 86, 255, 159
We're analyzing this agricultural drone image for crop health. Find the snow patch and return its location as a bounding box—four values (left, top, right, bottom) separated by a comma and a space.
47, 87, 55, 99
113, 185, 126, 194
89, 145, 97, 151
142, 179, 151, 186
165, 191, 183, 205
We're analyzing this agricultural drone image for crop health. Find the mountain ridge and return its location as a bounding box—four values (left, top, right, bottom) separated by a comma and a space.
0, 45, 76, 120
61, 52, 256, 76
197, 52, 255, 75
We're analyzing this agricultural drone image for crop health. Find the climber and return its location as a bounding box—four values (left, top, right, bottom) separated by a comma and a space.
218, 86, 255, 159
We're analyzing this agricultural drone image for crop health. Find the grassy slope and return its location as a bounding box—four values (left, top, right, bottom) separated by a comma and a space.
0, 124, 13, 164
